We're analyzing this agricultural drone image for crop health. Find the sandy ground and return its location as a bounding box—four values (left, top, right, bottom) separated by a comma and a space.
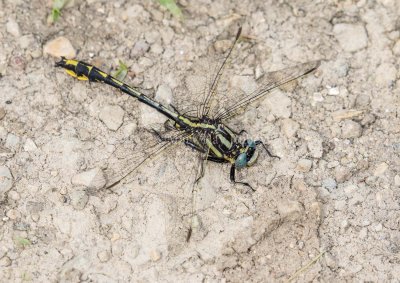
0, 0, 400, 282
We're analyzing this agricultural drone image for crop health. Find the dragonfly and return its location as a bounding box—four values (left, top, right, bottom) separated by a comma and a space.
56, 27, 320, 192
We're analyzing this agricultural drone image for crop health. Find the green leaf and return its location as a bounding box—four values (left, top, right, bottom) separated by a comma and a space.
113, 60, 129, 81
158, 0, 183, 20
49, 0, 69, 23
15, 237, 31, 248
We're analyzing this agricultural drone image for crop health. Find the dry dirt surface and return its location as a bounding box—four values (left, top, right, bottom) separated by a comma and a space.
1, 0, 400, 282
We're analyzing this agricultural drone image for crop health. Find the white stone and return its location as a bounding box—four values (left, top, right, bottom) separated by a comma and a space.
149, 249, 162, 262
69, 189, 89, 210
305, 133, 323, 158
71, 168, 106, 189
155, 84, 173, 106
374, 162, 388, 177
394, 175, 400, 187
6, 19, 21, 37
333, 23, 368, 52
24, 138, 38, 152
97, 250, 111, 262
99, 105, 125, 131
43, 37, 76, 58
327, 85, 340, 96
341, 120, 362, 138
5, 133, 20, 150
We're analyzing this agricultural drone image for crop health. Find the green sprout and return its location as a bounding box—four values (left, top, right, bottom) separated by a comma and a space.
49, 0, 69, 23
113, 60, 129, 81
15, 236, 31, 248
158, 0, 183, 20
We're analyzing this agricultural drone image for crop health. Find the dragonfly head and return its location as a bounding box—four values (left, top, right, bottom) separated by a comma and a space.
235, 139, 259, 169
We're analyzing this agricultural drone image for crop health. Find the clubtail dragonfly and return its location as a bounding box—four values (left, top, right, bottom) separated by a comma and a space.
56, 28, 320, 191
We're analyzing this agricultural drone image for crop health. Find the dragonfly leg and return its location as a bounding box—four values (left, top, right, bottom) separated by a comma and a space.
230, 165, 255, 191
255, 140, 280, 159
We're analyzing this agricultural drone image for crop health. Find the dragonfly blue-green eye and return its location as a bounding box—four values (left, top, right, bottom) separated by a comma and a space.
235, 152, 248, 169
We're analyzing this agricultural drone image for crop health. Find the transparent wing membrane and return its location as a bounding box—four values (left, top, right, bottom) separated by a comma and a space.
214, 60, 321, 121
92, 128, 190, 189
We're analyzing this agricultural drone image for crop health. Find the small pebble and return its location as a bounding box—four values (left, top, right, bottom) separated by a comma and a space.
374, 162, 388, 177
333, 23, 368, 52
324, 253, 338, 269
340, 219, 349, 230
375, 223, 383, 232
155, 84, 173, 106
43, 37, 76, 58
310, 201, 322, 219
326, 85, 340, 96
97, 250, 111, 262
296, 159, 312, 172
306, 134, 323, 159
322, 178, 337, 190
6, 209, 20, 220
130, 40, 149, 57
18, 34, 35, 49
144, 31, 160, 44
23, 138, 38, 152
6, 19, 20, 37
327, 161, 339, 169
8, 190, 20, 201
280, 118, 300, 138
341, 120, 362, 139
99, 105, 125, 131
71, 168, 106, 189
335, 167, 352, 183
69, 189, 89, 210
394, 175, 400, 187
5, 133, 20, 150
214, 40, 232, 53
0, 256, 11, 267
149, 249, 162, 262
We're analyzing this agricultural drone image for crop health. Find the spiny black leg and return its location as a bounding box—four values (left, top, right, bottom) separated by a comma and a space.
163, 120, 175, 131
255, 140, 280, 159
230, 165, 255, 191
195, 159, 205, 185
169, 104, 180, 114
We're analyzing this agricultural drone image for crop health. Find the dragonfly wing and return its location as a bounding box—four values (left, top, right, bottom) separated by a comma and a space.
88, 128, 189, 189
214, 60, 321, 121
